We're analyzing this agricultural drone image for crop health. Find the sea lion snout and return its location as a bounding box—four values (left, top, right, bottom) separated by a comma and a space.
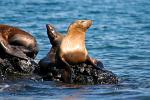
46, 24, 55, 32
76, 20, 92, 28
78, 20, 93, 29
46, 24, 64, 46
46, 24, 56, 39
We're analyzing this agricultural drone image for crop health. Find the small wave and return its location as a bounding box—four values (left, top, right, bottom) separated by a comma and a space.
128, 55, 147, 60
92, 44, 131, 50
0, 84, 10, 92
88, 10, 102, 14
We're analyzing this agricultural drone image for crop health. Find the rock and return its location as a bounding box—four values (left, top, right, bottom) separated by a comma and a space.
0, 55, 40, 81
0, 54, 118, 85
38, 62, 118, 85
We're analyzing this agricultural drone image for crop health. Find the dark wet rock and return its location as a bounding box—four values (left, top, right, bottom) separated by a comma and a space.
38, 62, 118, 85
0, 55, 40, 81
0, 54, 118, 85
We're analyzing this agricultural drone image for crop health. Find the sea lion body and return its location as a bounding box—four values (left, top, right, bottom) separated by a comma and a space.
59, 20, 98, 66
39, 24, 64, 67
60, 31, 87, 63
0, 24, 38, 59
46, 24, 64, 63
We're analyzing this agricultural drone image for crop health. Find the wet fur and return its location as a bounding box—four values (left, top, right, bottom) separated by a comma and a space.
59, 20, 92, 65
0, 24, 38, 59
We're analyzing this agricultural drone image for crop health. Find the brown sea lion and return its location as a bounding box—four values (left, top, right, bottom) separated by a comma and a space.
59, 20, 101, 68
0, 24, 38, 60
57, 20, 102, 82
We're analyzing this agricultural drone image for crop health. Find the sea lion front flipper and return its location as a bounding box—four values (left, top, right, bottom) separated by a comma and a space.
39, 56, 52, 68
60, 56, 72, 83
0, 41, 28, 60
10, 47, 28, 60
87, 56, 103, 70
96, 60, 104, 69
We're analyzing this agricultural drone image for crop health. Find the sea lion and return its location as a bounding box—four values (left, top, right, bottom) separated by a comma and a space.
59, 20, 101, 68
58, 20, 102, 82
0, 24, 38, 60
39, 24, 64, 68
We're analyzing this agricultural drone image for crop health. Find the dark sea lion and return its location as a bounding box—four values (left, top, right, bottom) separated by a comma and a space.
57, 20, 102, 82
39, 24, 64, 68
46, 24, 64, 63
0, 24, 38, 60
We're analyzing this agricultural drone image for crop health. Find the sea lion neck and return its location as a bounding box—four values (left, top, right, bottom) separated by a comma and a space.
66, 29, 86, 43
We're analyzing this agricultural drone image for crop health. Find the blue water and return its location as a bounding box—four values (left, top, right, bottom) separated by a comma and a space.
0, 0, 150, 99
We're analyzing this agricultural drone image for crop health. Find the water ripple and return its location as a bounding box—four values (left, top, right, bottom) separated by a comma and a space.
0, 0, 150, 99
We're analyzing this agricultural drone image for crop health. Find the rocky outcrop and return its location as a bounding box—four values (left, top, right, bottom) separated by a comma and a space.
38, 62, 118, 85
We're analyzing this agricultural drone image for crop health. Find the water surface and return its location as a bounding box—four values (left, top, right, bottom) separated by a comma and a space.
0, 0, 150, 99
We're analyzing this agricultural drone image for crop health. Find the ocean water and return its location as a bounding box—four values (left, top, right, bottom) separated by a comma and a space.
0, 0, 150, 99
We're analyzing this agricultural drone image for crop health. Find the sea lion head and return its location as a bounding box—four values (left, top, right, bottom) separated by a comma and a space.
68, 20, 93, 32
46, 24, 63, 46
